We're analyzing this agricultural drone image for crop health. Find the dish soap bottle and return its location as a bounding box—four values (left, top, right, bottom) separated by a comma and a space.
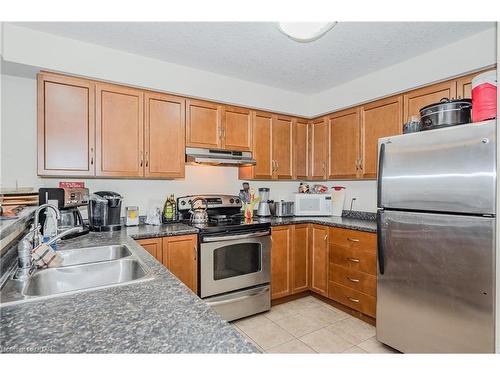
163, 194, 176, 222
43, 209, 58, 249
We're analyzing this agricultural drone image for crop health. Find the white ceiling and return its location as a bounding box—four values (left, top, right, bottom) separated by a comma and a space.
15, 22, 495, 94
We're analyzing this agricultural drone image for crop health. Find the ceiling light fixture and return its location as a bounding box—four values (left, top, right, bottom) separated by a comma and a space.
278, 22, 337, 43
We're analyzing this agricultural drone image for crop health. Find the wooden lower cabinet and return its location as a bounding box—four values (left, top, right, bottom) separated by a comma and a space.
309, 225, 329, 296
137, 234, 197, 293
271, 226, 292, 299
136, 237, 163, 263
162, 235, 198, 294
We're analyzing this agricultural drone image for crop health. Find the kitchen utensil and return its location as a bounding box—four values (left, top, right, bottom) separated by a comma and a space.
419, 98, 472, 130
125, 206, 139, 226
403, 115, 421, 134
257, 188, 271, 217
189, 197, 209, 224
274, 201, 294, 217
331, 186, 346, 217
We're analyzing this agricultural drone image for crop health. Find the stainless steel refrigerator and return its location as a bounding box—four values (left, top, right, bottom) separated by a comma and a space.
376, 120, 496, 353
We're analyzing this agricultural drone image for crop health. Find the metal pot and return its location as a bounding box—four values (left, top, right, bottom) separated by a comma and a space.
419, 98, 472, 131
189, 197, 209, 224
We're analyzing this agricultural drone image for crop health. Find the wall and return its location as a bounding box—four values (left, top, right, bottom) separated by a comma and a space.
308, 27, 497, 116
1, 23, 309, 117
1, 73, 377, 214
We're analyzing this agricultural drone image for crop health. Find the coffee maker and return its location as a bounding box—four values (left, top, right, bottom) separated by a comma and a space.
38, 187, 90, 239
88, 191, 123, 231
257, 187, 271, 217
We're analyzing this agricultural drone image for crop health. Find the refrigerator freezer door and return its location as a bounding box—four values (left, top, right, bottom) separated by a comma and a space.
378, 120, 496, 214
376, 210, 495, 353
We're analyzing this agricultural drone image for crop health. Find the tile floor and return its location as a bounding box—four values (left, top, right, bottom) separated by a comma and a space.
232, 295, 399, 354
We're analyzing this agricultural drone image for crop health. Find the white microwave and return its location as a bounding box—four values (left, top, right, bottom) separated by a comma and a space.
294, 194, 332, 216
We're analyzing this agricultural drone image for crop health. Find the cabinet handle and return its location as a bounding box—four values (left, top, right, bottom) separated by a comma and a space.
347, 237, 360, 242
140, 152, 143, 167
347, 296, 360, 303
90, 147, 94, 165
346, 257, 360, 263
275, 160, 279, 171
90, 156, 94, 165
324, 234, 328, 241
322, 161, 326, 172
145, 152, 149, 168
194, 246, 197, 261
347, 277, 360, 283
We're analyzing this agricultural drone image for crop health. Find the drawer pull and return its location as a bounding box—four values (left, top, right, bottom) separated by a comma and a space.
346, 277, 360, 283
346, 257, 360, 263
347, 297, 360, 303
347, 237, 360, 242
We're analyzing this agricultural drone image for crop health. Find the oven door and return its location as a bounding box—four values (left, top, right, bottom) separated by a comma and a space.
199, 230, 271, 298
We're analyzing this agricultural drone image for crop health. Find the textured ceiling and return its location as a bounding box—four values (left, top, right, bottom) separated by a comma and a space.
15, 22, 495, 94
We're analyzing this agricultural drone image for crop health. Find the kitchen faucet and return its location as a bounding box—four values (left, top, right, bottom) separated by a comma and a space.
32, 203, 60, 248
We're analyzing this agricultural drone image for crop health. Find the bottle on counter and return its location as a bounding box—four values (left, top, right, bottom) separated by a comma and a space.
162, 194, 177, 222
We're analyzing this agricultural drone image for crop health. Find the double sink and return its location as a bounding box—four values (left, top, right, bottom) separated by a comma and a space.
1, 244, 153, 305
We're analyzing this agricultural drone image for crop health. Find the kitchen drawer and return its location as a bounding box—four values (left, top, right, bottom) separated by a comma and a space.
329, 244, 377, 275
329, 264, 376, 297
329, 281, 376, 318
328, 227, 376, 250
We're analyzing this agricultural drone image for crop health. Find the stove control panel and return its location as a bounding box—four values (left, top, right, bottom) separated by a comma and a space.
177, 195, 242, 211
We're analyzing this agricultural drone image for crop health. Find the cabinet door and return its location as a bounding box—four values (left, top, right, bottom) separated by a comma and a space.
309, 117, 329, 180
37, 73, 95, 176
360, 95, 402, 179
136, 237, 163, 263
185, 99, 222, 149
271, 226, 292, 300
95, 83, 144, 177
328, 108, 360, 179
403, 80, 456, 122
293, 119, 309, 180
163, 235, 198, 293
292, 224, 309, 294
222, 106, 252, 151
272, 115, 293, 180
251, 111, 274, 179
144, 92, 185, 178
310, 225, 328, 296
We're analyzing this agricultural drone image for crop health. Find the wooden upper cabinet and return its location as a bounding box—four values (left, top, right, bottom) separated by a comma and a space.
162, 235, 198, 294
403, 80, 456, 122
95, 83, 144, 177
222, 106, 252, 151
293, 119, 309, 180
37, 73, 95, 176
292, 224, 309, 294
186, 99, 222, 149
249, 111, 274, 179
309, 117, 329, 180
328, 108, 360, 180
144, 92, 185, 178
271, 226, 292, 300
360, 95, 402, 179
272, 115, 293, 180
310, 224, 328, 297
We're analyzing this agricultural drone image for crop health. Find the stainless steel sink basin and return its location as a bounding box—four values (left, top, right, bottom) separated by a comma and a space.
58, 245, 132, 266
23, 259, 148, 297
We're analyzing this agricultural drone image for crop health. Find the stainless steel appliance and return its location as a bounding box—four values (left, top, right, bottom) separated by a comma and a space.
294, 193, 332, 216
185, 147, 256, 166
38, 187, 90, 239
271, 200, 294, 217
376, 120, 496, 353
177, 195, 271, 321
257, 188, 271, 217
88, 191, 123, 232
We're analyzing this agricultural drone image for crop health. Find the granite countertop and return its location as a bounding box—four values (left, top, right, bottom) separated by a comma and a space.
264, 216, 376, 233
0, 227, 256, 353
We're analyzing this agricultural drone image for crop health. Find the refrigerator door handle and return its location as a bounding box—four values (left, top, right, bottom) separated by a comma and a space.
377, 143, 385, 208
376, 210, 385, 275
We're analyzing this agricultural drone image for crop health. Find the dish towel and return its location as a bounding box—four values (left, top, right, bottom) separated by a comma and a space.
32, 243, 63, 268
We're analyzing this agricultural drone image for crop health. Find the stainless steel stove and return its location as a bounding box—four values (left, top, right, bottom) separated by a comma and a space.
177, 195, 271, 321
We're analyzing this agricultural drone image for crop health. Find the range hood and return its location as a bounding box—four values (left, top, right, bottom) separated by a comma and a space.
185, 147, 256, 166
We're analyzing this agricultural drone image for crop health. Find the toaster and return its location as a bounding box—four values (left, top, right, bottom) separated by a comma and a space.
271, 201, 294, 217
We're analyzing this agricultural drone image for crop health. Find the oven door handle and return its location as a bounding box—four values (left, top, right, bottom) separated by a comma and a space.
203, 230, 270, 242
